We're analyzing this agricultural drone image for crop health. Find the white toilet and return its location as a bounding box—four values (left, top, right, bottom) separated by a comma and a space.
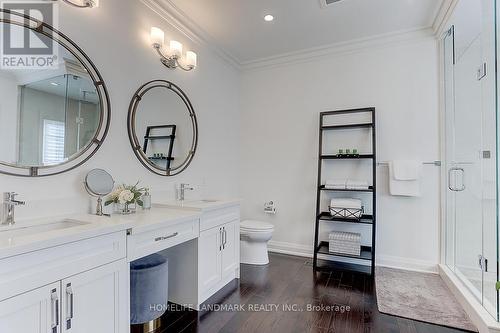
240, 220, 274, 265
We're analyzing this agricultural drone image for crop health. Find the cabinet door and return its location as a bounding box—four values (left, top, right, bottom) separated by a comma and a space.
0, 282, 61, 333
61, 260, 128, 333
221, 220, 239, 277
198, 226, 222, 293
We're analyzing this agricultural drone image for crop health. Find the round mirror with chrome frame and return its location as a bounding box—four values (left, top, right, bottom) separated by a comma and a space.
84, 168, 114, 216
127, 80, 198, 176
0, 9, 111, 177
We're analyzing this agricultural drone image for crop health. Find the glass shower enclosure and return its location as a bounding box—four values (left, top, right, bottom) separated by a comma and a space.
443, 0, 499, 320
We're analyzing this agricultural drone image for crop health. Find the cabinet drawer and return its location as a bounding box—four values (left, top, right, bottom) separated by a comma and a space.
127, 219, 199, 261
200, 206, 240, 231
0, 231, 126, 301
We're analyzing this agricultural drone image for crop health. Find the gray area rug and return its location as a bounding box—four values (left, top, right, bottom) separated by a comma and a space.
375, 267, 477, 332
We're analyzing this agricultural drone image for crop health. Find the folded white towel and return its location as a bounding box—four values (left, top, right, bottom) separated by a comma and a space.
346, 179, 369, 187
346, 185, 370, 190
330, 198, 362, 209
324, 185, 346, 190
325, 179, 346, 186
389, 162, 421, 197
346, 179, 369, 189
391, 160, 422, 181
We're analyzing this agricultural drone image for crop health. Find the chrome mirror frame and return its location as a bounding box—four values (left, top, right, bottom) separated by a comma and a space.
127, 80, 198, 177
84, 168, 114, 216
0, 9, 111, 177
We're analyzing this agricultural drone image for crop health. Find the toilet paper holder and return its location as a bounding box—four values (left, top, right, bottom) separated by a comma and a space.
264, 201, 276, 214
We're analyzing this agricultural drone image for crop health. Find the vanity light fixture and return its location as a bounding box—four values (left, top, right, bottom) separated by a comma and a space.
150, 27, 197, 71
50, 0, 99, 8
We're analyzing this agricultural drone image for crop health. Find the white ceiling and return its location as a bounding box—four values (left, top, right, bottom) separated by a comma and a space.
166, 0, 443, 64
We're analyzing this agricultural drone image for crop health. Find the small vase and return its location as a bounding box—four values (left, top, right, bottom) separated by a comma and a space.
116, 202, 136, 215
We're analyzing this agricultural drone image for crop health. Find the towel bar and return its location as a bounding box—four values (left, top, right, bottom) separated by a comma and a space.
377, 161, 441, 167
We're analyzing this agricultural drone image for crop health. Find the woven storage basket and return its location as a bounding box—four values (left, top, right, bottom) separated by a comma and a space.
329, 231, 361, 256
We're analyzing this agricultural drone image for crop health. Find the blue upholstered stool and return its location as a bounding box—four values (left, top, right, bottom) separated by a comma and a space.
130, 253, 169, 326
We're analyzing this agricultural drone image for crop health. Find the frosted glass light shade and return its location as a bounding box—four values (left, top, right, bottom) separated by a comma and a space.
170, 40, 182, 57
150, 27, 164, 47
186, 51, 197, 68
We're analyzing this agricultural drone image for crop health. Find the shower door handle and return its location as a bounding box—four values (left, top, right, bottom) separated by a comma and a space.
448, 167, 465, 192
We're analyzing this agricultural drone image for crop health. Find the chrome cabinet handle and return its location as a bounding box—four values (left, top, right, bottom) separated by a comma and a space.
219, 228, 223, 251
51, 288, 59, 332
455, 167, 465, 191
154, 232, 178, 242
448, 168, 455, 191
448, 167, 466, 192
66, 284, 74, 329
223, 227, 227, 249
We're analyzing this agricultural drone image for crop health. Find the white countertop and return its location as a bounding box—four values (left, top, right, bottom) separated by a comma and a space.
154, 199, 240, 212
0, 207, 201, 260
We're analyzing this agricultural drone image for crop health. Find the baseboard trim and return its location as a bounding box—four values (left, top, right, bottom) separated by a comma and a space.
268, 240, 313, 258
439, 264, 500, 333
376, 254, 438, 274
268, 241, 438, 273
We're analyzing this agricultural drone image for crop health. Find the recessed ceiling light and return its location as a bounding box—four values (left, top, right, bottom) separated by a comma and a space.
264, 14, 274, 22
50, 82, 59, 86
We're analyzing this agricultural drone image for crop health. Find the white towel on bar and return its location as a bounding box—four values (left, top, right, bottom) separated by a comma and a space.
389, 161, 421, 197
392, 160, 422, 181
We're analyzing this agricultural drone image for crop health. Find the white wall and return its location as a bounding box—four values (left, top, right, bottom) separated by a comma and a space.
240, 36, 440, 272
0, 0, 240, 219
0, 74, 18, 163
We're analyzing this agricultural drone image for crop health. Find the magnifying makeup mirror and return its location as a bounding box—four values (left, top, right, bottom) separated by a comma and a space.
84, 169, 114, 216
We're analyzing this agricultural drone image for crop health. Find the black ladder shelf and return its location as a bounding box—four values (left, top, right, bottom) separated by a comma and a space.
143, 125, 176, 169
313, 107, 376, 276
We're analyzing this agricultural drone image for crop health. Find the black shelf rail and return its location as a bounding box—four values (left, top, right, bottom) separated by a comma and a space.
319, 185, 374, 192
313, 107, 376, 276
317, 212, 373, 224
320, 154, 373, 159
321, 123, 373, 130
143, 125, 177, 169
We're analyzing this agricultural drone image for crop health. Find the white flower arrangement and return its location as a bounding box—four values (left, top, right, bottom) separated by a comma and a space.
105, 182, 146, 207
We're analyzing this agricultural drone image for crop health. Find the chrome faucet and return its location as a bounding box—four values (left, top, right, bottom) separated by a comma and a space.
176, 183, 194, 201
2, 192, 25, 226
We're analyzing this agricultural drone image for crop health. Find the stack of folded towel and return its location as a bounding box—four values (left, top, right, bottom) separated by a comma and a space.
324, 179, 369, 190
346, 179, 369, 190
324, 179, 347, 190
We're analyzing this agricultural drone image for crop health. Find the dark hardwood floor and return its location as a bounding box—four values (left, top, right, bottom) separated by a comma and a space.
157, 253, 472, 333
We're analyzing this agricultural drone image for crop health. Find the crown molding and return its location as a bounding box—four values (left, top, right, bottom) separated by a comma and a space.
241, 27, 436, 71
432, 0, 458, 36
143, 0, 449, 72
140, 0, 241, 70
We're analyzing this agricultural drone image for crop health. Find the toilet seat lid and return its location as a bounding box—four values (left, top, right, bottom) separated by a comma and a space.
241, 220, 274, 231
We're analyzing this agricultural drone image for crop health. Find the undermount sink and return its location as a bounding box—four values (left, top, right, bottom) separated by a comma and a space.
0, 219, 90, 238
155, 199, 223, 211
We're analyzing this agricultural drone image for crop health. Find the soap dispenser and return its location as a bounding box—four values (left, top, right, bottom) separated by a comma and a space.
142, 188, 151, 210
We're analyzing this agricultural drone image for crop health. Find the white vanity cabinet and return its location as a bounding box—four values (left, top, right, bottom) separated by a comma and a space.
0, 231, 129, 333
0, 282, 60, 333
198, 205, 240, 303
198, 225, 223, 293
60, 260, 128, 333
